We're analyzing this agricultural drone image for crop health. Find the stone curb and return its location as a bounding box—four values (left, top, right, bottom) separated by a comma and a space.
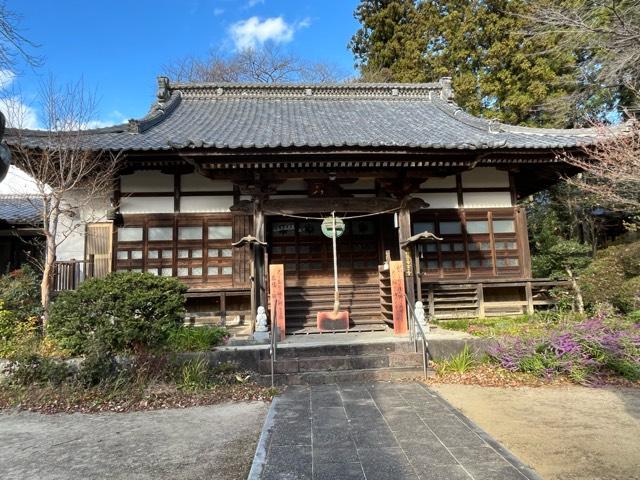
246, 395, 279, 480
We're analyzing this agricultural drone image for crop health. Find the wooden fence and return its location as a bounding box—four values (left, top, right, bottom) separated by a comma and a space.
52, 255, 95, 292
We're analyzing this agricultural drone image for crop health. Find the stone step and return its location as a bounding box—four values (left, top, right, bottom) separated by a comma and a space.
257, 366, 431, 386
257, 352, 423, 374
258, 341, 415, 360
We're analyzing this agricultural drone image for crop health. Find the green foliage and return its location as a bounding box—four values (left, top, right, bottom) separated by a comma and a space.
349, 0, 597, 126
579, 241, 640, 313
179, 356, 209, 391
438, 344, 475, 374
0, 304, 40, 358
48, 272, 187, 355
0, 266, 42, 323
167, 326, 229, 352
76, 352, 121, 387
533, 240, 592, 279
5, 354, 72, 386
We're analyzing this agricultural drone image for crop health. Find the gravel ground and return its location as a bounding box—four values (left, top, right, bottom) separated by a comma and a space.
432, 384, 640, 480
0, 401, 270, 480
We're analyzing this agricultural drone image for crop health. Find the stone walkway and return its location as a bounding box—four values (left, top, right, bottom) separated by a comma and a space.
249, 382, 540, 480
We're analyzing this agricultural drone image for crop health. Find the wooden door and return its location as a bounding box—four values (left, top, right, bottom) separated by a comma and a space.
86, 223, 112, 278
268, 216, 381, 286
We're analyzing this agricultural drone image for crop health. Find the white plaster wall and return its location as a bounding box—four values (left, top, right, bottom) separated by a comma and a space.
0, 166, 43, 195
415, 192, 459, 209
120, 170, 173, 193
420, 176, 456, 189
55, 194, 111, 261
180, 196, 233, 213
181, 173, 232, 192
120, 196, 174, 214
461, 167, 509, 188
463, 191, 512, 208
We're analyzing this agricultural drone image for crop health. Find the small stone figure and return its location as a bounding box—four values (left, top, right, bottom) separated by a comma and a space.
255, 306, 268, 332
415, 301, 429, 333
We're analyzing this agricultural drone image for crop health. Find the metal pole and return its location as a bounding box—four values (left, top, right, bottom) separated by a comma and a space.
422, 338, 428, 380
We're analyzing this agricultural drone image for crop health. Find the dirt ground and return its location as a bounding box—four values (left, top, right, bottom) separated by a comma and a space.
432, 384, 640, 480
0, 401, 269, 480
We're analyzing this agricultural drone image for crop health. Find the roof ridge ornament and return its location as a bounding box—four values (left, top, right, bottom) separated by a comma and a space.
439, 77, 453, 102
157, 76, 171, 103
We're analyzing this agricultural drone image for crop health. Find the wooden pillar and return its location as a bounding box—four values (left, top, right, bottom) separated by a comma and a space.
427, 288, 435, 319
398, 202, 416, 310
477, 283, 485, 319
253, 198, 266, 318
525, 281, 534, 315
517, 207, 533, 279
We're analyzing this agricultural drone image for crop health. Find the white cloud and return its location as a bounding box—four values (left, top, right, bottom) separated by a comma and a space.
0, 70, 16, 90
85, 110, 128, 130
229, 16, 309, 50
0, 96, 39, 129
247, 0, 264, 6
213, 7, 224, 16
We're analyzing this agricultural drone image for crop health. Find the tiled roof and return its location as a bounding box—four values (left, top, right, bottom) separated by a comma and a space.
0, 195, 43, 225
6, 77, 614, 153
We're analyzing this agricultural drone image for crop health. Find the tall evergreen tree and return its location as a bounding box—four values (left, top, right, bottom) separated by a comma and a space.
350, 0, 596, 127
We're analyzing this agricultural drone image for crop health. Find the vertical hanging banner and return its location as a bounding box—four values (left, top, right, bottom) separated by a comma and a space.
269, 264, 286, 341
390, 260, 408, 335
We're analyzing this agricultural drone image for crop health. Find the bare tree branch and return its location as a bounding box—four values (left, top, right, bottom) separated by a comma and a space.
0, 1, 42, 71
163, 45, 343, 84
6, 78, 121, 325
563, 122, 640, 213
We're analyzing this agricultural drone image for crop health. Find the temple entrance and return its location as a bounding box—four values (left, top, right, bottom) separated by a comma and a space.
267, 213, 398, 332
267, 214, 397, 287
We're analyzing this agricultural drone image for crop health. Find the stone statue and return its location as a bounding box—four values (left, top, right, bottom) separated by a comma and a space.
255, 306, 268, 332
415, 301, 429, 333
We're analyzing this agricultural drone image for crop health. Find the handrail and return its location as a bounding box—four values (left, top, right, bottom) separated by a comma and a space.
269, 298, 278, 388
405, 294, 429, 380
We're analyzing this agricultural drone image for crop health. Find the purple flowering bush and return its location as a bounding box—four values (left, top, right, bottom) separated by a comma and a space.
488, 313, 640, 383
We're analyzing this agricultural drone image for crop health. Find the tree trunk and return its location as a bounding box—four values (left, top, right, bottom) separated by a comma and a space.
565, 267, 584, 314
40, 204, 59, 332
40, 234, 55, 330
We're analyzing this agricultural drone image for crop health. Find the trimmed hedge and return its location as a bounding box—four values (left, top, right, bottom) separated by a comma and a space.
49, 272, 187, 355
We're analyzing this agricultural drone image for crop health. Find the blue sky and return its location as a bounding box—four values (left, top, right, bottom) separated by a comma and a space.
2, 0, 361, 129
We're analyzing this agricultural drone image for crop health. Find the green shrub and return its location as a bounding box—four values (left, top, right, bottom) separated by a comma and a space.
0, 266, 42, 323
167, 326, 228, 352
0, 302, 40, 358
579, 241, 640, 313
76, 352, 121, 387
615, 277, 640, 314
5, 354, 71, 386
48, 272, 187, 355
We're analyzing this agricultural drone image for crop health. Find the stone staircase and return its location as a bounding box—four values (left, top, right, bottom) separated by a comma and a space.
256, 340, 427, 385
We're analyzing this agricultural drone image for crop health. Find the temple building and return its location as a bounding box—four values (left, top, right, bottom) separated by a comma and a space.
8, 77, 602, 334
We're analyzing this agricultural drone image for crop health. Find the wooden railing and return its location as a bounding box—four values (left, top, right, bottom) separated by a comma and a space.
53, 255, 95, 292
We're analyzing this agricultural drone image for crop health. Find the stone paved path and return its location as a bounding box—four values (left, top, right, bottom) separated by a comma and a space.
249, 382, 540, 480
